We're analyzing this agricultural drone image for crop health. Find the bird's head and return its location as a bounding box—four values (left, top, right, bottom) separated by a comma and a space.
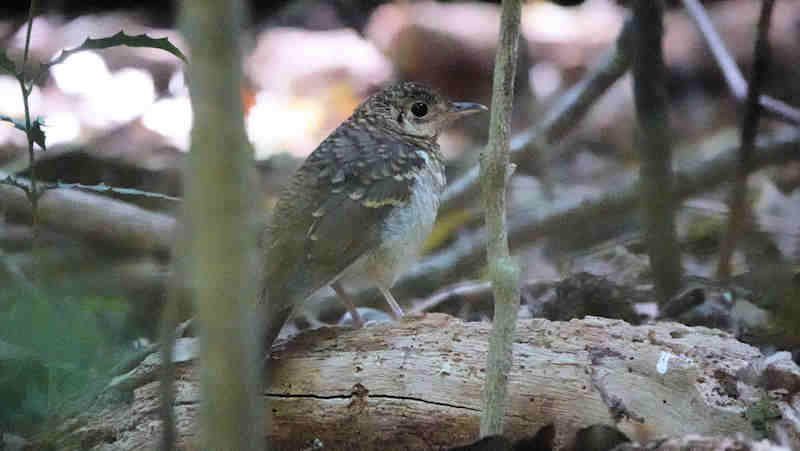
356, 82, 487, 139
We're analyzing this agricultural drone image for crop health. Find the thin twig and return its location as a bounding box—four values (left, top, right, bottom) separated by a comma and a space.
410, 280, 492, 314
50, 182, 181, 202
716, 0, 776, 280
2, 175, 180, 201
19, 0, 41, 239
0, 169, 177, 255
681, 0, 800, 125
21, 1, 36, 75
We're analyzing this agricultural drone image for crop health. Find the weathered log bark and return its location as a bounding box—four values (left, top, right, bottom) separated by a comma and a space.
615, 435, 790, 451
30, 314, 800, 450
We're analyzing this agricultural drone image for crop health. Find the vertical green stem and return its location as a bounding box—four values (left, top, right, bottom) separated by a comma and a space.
631, 0, 683, 303
479, 0, 522, 437
181, 1, 264, 449
20, 0, 41, 239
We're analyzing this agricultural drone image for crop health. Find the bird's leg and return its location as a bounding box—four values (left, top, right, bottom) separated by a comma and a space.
331, 281, 364, 328
378, 286, 405, 319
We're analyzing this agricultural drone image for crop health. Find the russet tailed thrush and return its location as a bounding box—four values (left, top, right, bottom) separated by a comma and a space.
261, 82, 486, 345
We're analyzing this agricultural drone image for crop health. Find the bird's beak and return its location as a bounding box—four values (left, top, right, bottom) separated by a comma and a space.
448, 102, 488, 118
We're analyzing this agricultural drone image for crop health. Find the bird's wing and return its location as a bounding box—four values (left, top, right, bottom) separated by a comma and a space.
262, 120, 429, 304
304, 124, 427, 269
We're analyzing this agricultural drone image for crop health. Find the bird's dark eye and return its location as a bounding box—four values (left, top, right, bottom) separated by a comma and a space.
410, 102, 428, 118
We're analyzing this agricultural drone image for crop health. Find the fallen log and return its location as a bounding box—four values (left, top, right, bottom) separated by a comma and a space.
32, 314, 800, 450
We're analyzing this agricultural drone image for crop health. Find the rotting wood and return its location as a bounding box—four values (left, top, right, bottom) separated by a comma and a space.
34, 314, 800, 450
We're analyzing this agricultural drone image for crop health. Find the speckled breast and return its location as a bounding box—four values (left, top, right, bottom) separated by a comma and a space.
351, 150, 446, 289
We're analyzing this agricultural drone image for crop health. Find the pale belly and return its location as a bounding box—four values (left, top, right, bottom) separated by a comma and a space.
343, 152, 445, 289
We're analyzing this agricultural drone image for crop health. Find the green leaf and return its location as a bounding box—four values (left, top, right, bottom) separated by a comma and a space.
0, 50, 16, 75
46, 30, 187, 67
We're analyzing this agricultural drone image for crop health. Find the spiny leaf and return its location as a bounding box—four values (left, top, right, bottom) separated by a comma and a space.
0, 115, 47, 150
30, 117, 47, 151
46, 30, 187, 67
0, 50, 16, 75
0, 114, 26, 133
1, 174, 30, 193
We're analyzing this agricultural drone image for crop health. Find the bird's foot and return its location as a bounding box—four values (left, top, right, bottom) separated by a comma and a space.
344, 308, 365, 329
332, 281, 365, 328
378, 286, 405, 320
339, 307, 393, 328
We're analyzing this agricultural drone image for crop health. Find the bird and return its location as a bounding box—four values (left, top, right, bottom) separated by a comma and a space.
259, 81, 487, 347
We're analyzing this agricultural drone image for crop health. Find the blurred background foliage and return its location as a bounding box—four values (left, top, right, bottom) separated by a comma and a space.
1, 0, 799, 440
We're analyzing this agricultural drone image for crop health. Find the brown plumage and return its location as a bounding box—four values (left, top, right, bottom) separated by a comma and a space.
261, 82, 486, 347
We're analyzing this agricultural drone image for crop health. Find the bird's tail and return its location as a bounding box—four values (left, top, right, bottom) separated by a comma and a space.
259, 240, 316, 350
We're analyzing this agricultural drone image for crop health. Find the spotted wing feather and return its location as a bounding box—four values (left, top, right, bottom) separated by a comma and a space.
262, 118, 427, 308
306, 120, 426, 265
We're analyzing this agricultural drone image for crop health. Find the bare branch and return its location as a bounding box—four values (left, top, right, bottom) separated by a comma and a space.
681, 0, 800, 125
716, 0, 776, 279
49, 182, 181, 202
441, 17, 634, 215
411, 281, 492, 314
631, 0, 682, 302
20, 0, 42, 238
